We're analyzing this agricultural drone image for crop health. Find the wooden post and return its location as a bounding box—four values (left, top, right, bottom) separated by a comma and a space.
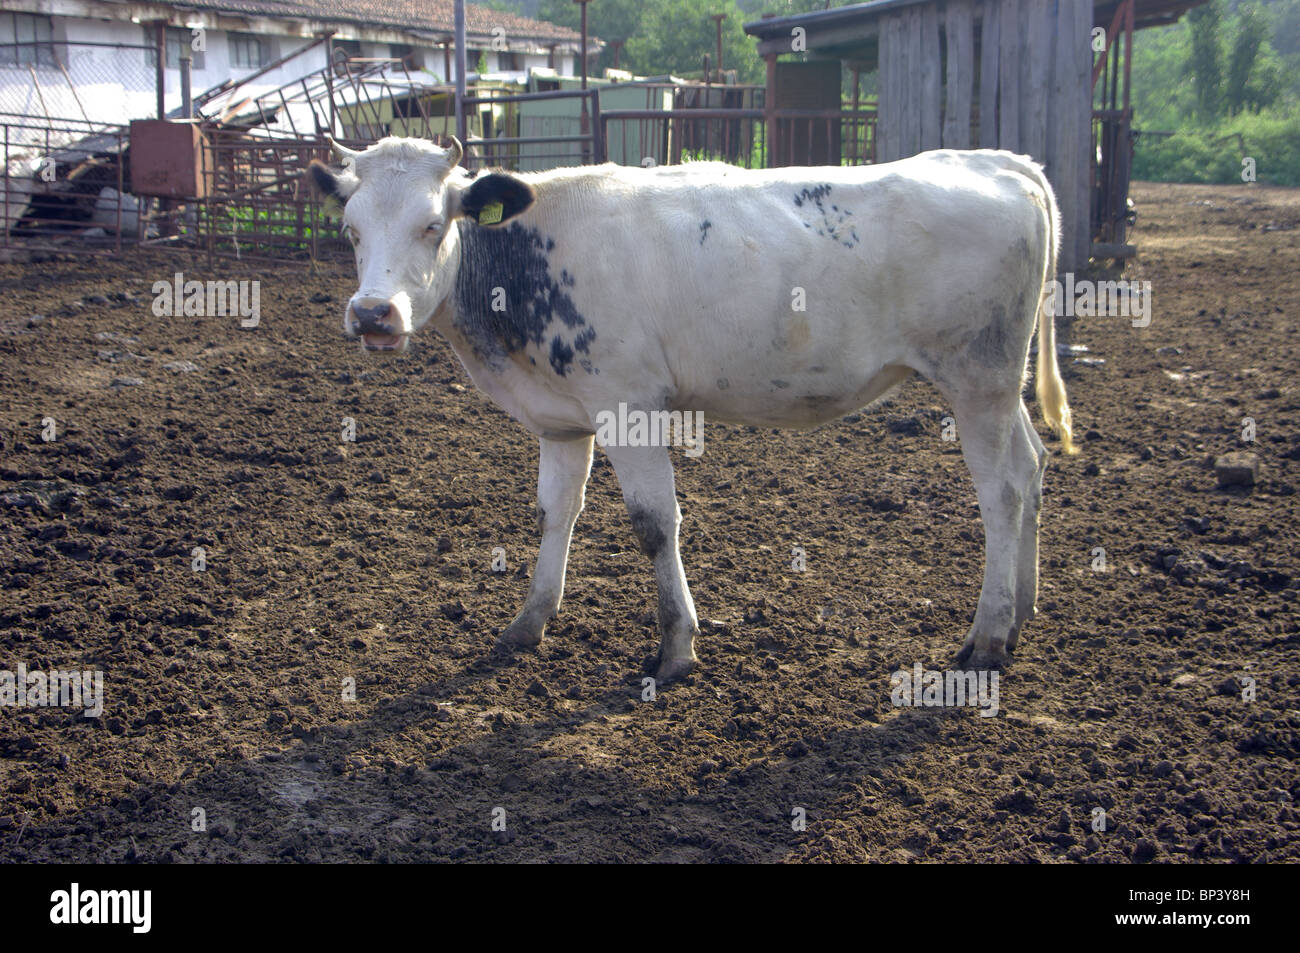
1023, 0, 1051, 163
997, 0, 1020, 151
1048, 0, 1073, 273
876, 14, 897, 162
764, 53, 777, 167
978, 0, 1000, 148
898, 7, 922, 157
919, 3, 941, 151
455, 0, 466, 143
851, 67, 861, 162
710, 14, 727, 84
574, 0, 590, 89
575, 0, 591, 159
1073, 0, 1093, 268
943, 0, 974, 149
154, 20, 165, 119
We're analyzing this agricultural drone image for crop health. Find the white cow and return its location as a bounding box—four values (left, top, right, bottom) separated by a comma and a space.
308, 137, 1076, 681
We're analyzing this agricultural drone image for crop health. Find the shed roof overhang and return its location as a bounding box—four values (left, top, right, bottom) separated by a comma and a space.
744, 0, 1209, 66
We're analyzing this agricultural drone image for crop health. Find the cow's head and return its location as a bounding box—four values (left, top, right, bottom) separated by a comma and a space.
307, 136, 535, 353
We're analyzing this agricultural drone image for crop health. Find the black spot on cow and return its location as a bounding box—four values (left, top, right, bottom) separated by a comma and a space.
699, 220, 712, 245
794, 184, 859, 249
971, 305, 1013, 367
794, 184, 832, 209
453, 221, 596, 377
629, 508, 667, 559
549, 336, 574, 376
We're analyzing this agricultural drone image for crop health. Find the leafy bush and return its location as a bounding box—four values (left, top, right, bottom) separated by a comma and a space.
1134, 113, 1300, 185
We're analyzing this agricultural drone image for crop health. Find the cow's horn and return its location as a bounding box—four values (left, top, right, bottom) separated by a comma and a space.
327, 135, 358, 164
445, 136, 464, 169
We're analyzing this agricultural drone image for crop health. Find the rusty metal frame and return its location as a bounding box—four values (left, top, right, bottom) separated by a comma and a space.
1, 112, 130, 255
1091, 0, 1137, 255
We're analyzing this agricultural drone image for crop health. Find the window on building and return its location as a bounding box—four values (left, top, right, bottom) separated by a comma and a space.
389, 43, 414, 65
148, 26, 206, 70
229, 33, 268, 70
0, 13, 56, 68
331, 38, 361, 73
498, 51, 524, 71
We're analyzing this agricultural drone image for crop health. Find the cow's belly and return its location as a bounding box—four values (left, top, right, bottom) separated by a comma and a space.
676, 362, 915, 428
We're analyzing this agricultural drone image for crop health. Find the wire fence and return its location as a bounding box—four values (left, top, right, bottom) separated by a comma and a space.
1, 114, 131, 253
0, 42, 156, 132
0, 39, 879, 261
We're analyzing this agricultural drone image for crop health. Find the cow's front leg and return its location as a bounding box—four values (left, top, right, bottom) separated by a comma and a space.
496, 435, 593, 651
602, 443, 699, 682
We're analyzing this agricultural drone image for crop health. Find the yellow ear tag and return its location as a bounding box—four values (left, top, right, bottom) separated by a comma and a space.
478, 201, 504, 226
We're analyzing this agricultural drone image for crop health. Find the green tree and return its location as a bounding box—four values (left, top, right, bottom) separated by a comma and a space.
536, 0, 648, 74
537, 0, 762, 82
624, 0, 762, 82
1186, 0, 1224, 119
1226, 4, 1268, 114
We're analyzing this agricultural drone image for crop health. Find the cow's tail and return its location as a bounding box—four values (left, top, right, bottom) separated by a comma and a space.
1024, 160, 1077, 455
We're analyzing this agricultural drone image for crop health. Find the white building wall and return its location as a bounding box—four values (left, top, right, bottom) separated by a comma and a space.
1, 12, 580, 131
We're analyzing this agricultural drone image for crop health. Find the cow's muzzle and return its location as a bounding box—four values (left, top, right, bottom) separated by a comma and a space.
347, 298, 409, 353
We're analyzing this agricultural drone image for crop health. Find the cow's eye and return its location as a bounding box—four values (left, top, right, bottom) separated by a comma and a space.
426, 222, 443, 237
342, 225, 358, 245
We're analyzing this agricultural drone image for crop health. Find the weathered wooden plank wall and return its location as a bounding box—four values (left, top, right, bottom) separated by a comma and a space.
942, 0, 974, 149
1068, 0, 1093, 270
877, 14, 896, 162
920, 3, 943, 150
902, 6, 923, 157
1022, 0, 1051, 165
978, 0, 1000, 149
1049, 0, 1077, 274
998, 0, 1021, 149
873, 0, 1093, 269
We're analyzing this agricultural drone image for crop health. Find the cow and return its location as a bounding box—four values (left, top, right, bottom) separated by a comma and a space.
307, 136, 1077, 682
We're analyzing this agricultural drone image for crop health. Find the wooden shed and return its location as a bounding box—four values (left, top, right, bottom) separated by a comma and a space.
746, 0, 1207, 273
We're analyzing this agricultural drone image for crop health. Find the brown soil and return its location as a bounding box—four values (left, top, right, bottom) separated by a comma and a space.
1, 181, 1297, 863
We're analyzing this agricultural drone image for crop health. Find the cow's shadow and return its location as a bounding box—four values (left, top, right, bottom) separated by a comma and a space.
5, 642, 993, 863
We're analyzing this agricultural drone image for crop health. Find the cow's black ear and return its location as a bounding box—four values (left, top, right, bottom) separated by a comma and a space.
305, 160, 356, 215
458, 172, 535, 227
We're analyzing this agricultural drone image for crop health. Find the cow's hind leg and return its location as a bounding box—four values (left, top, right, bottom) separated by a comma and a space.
602, 443, 699, 682
1007, 402, 1048, 652
950, 395, 1042, 670
496, 435, 593, 651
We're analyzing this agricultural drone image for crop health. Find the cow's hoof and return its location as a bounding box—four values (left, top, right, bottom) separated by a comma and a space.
495, 622, 543, 652
654, 655, 697, 684
954, 643, 1011, 671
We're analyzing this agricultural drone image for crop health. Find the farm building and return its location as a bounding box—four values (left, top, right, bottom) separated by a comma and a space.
0, 0, 592, 126
745, 0, 1210, 272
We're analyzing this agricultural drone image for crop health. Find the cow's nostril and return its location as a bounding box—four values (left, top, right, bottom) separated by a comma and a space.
351, 301, 394, 335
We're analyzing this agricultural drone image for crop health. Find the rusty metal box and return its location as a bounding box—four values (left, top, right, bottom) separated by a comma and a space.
130, 119, 211, 199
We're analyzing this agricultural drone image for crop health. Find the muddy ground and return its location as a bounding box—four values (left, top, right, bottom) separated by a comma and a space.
0, 181, 1297, 863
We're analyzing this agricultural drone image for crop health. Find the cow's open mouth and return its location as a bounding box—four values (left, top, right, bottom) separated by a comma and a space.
360, 333, 408, 352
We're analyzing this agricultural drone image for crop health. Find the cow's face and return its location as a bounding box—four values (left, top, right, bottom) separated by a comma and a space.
307, 136, 535, 353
